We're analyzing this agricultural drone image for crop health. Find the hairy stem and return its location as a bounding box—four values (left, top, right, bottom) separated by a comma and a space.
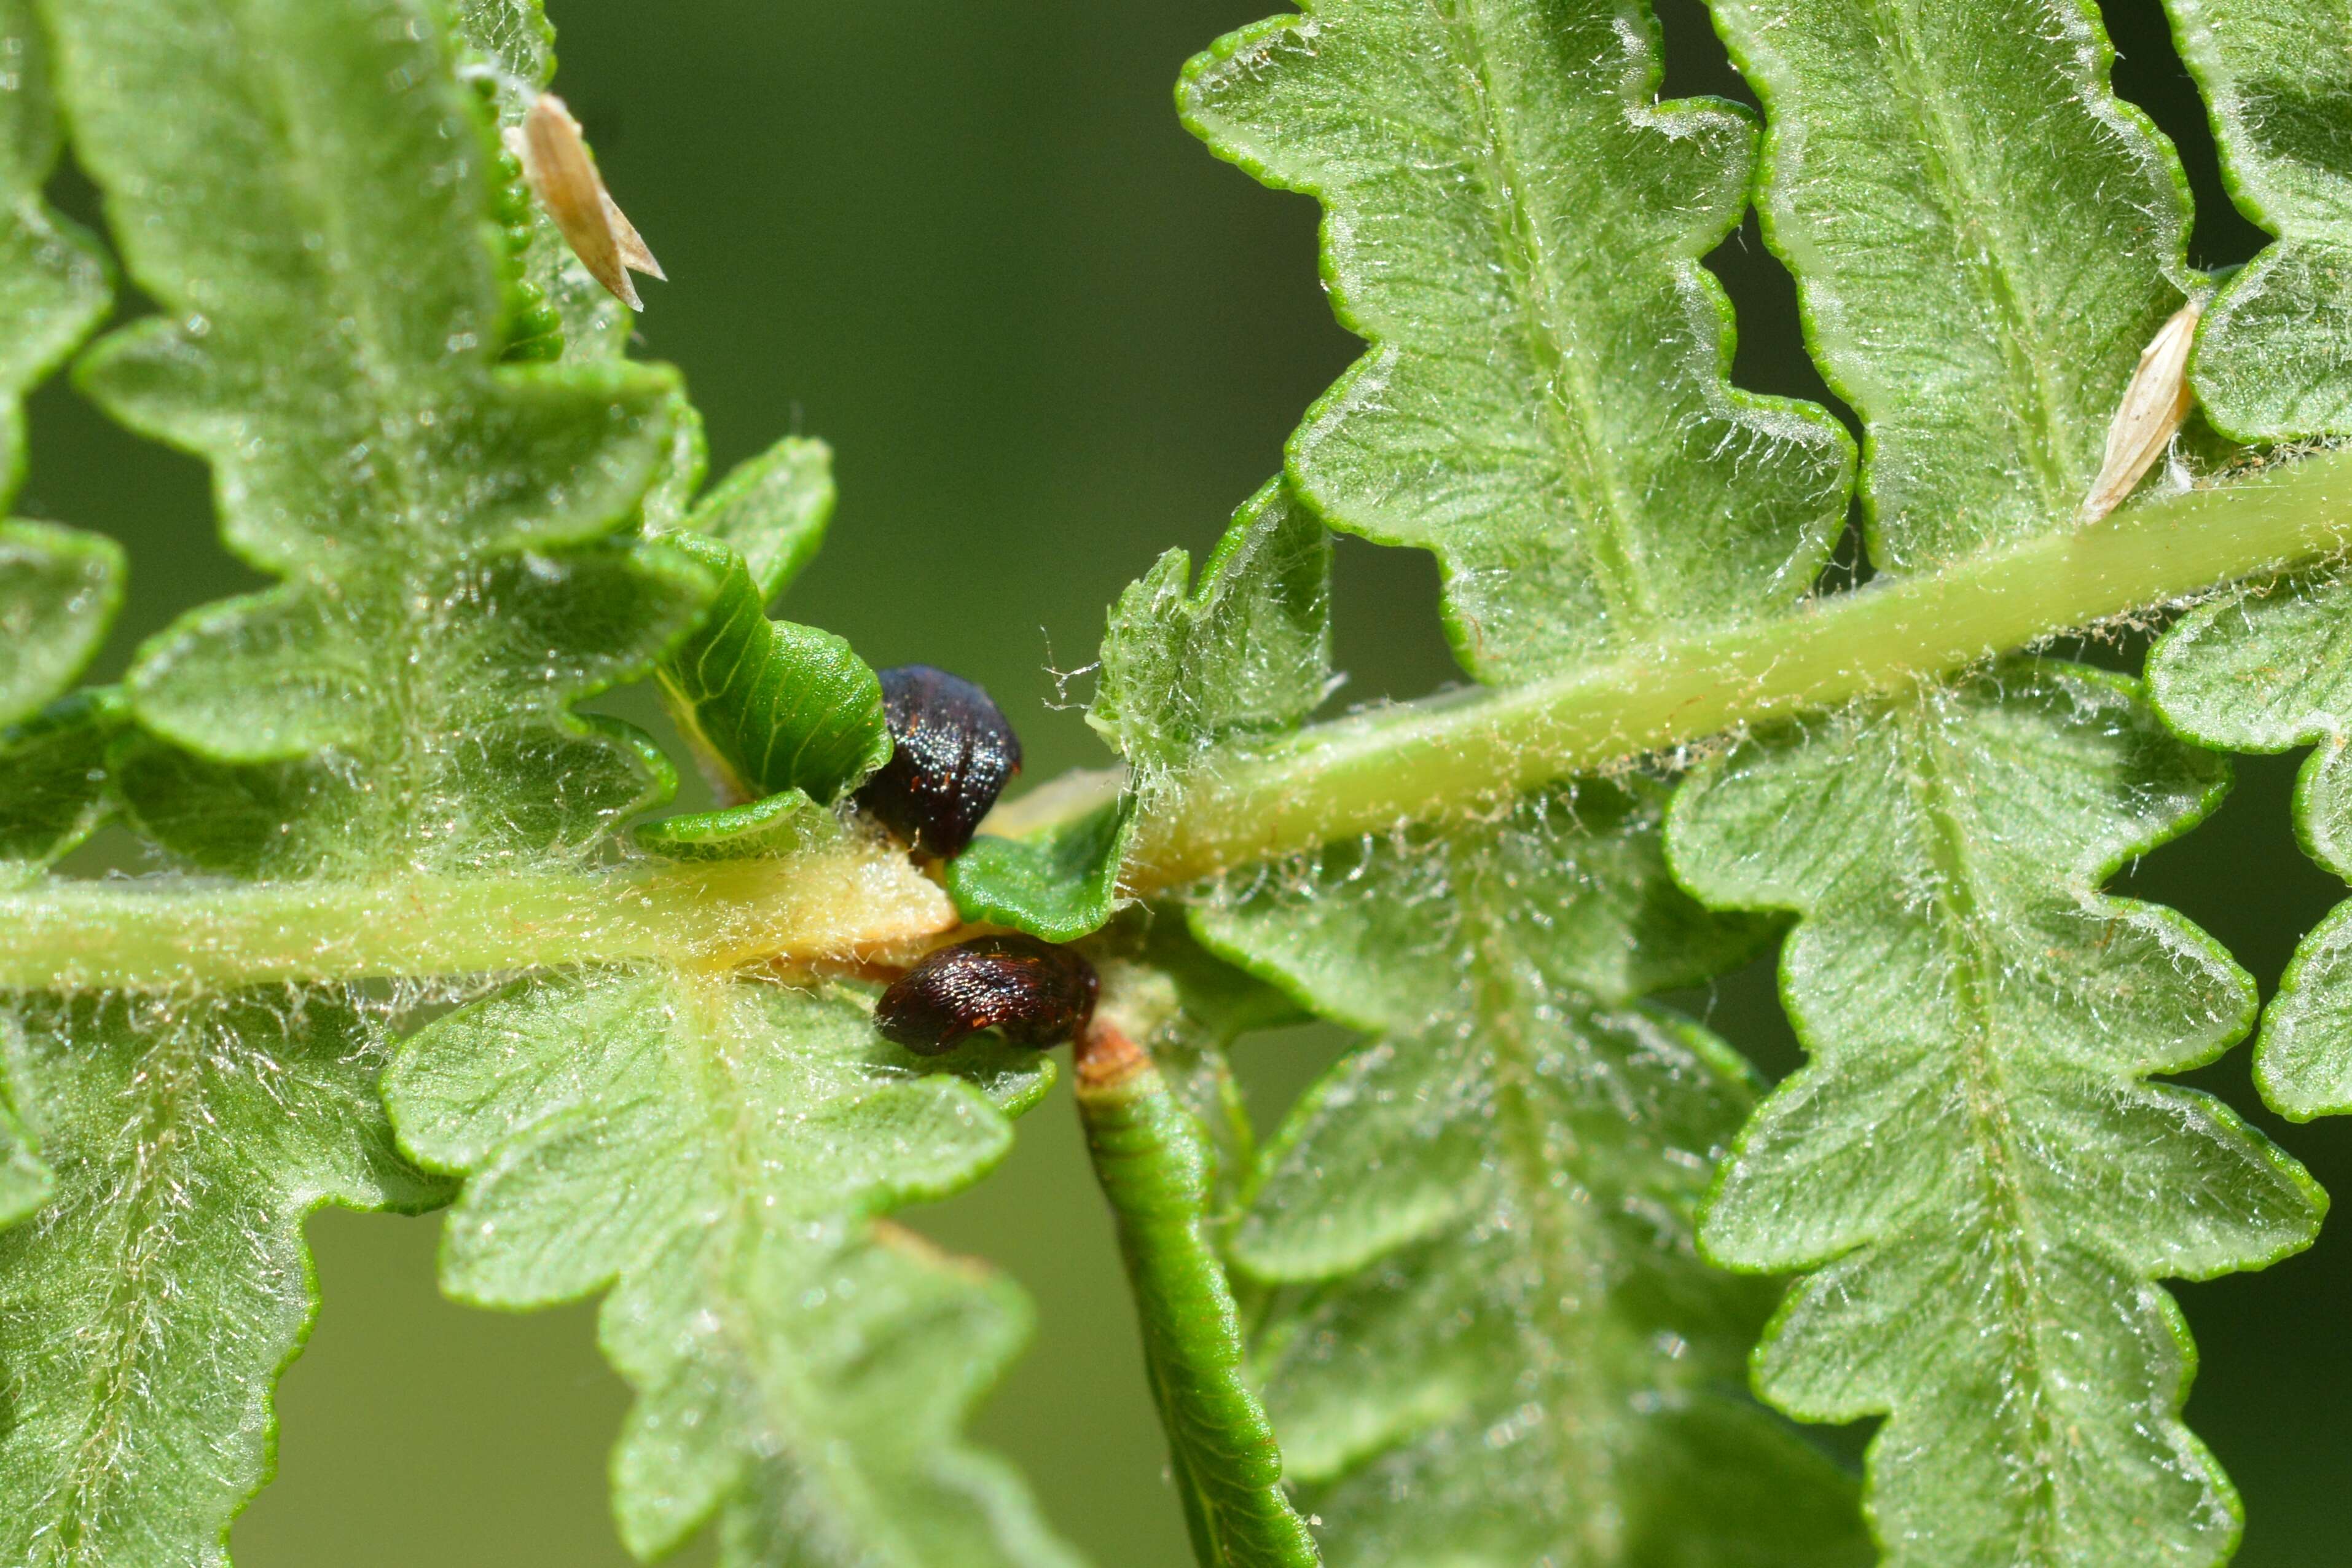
1072, 1020, 1320, 1568
10, 450, 2352, 993
0, 843, 954, 991
1095, 449, 2352, 889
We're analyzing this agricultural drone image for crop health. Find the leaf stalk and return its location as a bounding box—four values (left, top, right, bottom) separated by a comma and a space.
1072, 1018, 1321, 1568
0, 842, 953, 991
12, 452, 2352, 995
1097, 449, 2352, 890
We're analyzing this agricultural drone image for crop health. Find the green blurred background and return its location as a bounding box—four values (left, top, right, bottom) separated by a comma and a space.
18, 0, 2352, 1562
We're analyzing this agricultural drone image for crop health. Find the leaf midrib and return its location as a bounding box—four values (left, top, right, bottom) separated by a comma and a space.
1462, 835, 1620, 1560
677, 981, 904, 1554
36, 1013, 200, 1558
242, 0, 480, 853
1432, 0, 1660, 635
1841, 0, 2083, 538
1905, 707, 2066, 1553
242, 2, 439, 543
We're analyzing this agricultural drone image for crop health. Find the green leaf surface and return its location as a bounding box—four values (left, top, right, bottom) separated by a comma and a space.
0, 0, 116, 734
385, 968, 1084, 1568
632, 786, 841, 861
1191, 782, 1864, 1567
0, 987, 439, 1567
0, 0, 119, 1231
1648, 10, 2311, 1556
1182, 0, 1852, 681
453, 0, 634, 368
1075, 920, 1317, 1568
46, 0, 713, 876
677, 434, 838, 603
0, 689, 126, 883
0, 1009, 48, 1227
951, 794, 1140, 943
108, 538, 712, 877
654, 530, 891, 807
0, 522, 122, 734
2162, 0, 2352, 436
2149, 574, 2352, 1116
452, 0, 633, 366
2141, 15, 2352, 1120
0, 0, 109, 498
455, 0, 554, 92
642, 434, 874, 809
633, 393, 710, 531
1172, 10, 1883, 1554
1090, 480, 1330, 779
1706, 0, 2189, 567
1668, 662, 2323, 1567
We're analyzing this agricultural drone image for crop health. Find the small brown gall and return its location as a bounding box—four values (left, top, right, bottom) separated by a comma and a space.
874, 935, 1099, 1056
855, 665, 1022, 861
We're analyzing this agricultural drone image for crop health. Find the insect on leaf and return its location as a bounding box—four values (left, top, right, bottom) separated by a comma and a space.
451, 0, 633, 361
950, 485, 1333, 1560
1707, 0, 2192, 570
2081, 299, 2203, 524
508, 92, 663, 312
1170, 4, 1882, 1559
0, 3, 722, 1561
1166, 1, 1896, 1558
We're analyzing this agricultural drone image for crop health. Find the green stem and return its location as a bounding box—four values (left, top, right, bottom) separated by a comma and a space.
0, 843, 954, 991
12, 450, 2352, 994
1072, 1021, 1320, 1568
1086, 448, 2352, 889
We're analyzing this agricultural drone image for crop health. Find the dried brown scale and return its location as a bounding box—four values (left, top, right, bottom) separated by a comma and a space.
855, 665, 1022, 860
506, 93, 663, 311
874, 935, 1098, 1055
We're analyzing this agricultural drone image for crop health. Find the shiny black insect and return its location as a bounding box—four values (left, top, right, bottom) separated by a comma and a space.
874, 935, 1099, 1056
853, 665, 1021, 859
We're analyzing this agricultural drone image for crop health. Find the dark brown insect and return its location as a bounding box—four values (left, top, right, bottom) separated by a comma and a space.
874, 935, 1099, 1056
853, 665, 1021, 859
